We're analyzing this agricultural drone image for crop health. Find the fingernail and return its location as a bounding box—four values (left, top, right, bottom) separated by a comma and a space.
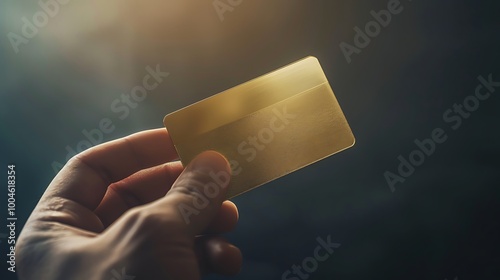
187, 151, 231, 189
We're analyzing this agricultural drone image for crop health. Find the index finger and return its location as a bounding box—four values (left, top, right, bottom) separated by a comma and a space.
47, 128, 178, 211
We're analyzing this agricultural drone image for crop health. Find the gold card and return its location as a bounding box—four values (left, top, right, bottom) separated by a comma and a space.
164, 57, 355, 198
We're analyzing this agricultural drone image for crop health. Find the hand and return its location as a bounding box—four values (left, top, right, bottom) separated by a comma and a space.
16, 129, 242, 280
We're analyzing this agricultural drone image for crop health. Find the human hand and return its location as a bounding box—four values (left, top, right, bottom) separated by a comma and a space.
16, 129, 242, 280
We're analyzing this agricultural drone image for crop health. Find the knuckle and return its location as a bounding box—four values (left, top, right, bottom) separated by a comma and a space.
170, 171, 221, 201
124, 208, 186, 239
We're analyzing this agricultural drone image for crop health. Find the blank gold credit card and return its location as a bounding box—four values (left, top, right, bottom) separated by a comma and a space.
164, 56, 355, 198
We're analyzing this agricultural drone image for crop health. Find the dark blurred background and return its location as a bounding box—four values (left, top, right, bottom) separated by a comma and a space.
1, 0, 499, 279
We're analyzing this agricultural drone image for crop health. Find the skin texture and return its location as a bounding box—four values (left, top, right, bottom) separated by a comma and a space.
16, 129, 242, 280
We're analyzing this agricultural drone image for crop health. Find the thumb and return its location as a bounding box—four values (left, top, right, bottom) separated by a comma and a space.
100, 151, 232, 280
155, 150, 232, 236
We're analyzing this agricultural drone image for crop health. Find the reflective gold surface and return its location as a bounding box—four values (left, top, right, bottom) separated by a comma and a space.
164, 57, 355, 198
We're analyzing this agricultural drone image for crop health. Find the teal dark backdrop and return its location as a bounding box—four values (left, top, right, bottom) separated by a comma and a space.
1, 0, 499, 279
